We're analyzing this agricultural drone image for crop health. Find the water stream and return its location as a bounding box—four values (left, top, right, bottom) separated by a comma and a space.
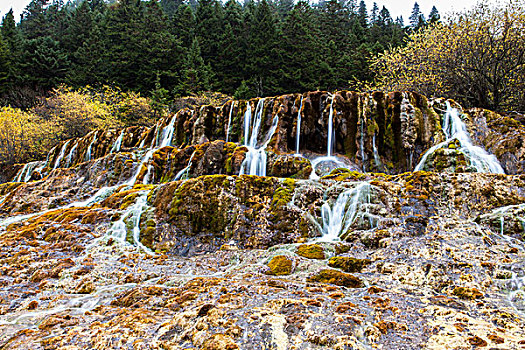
85, 131, 98, 162
415, 102, 504, 173
295, 96, 303, 156
53, 139, 72, 170
110, 130, 125, 153
225, 101, 236, 143
239, 99, 279, 176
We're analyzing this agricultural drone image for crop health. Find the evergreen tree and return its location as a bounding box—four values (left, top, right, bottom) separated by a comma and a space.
20, 0, 51, 39
172, 4, 195, 48
160, 0, 184, 17
280, 1, 322, 92
370, 2, 379, 24
357, 0, 367, 28
244, 0, 282, 96
409, 2, 423, 28
1, 10, 23, 86
20, 36, 70, 90
0, 33, 10, 93
175, 37, 212, 95
429, 6, 440, 23
195, 0, 224, 83
216, 0, 245, 93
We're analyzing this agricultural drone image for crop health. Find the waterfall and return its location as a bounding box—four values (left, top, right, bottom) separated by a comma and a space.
111, 130, 125, 153
106, 191, 154, 255
225, 101, 235, 143
53, 140, 72, 170
295, 97, 303, 156
239, 99, 279, 176
372, 135, 381, 169
85, 131, 98, 162
360, 114, 366, 172
327, 94, 335, 157
317, 182, 377, 242
415, 102, 504, 173
174, 151, 196, 181
143, 165, 154, 185
66, 141, 78, 167
160, 115, 177, 148
12, 161, 43, 182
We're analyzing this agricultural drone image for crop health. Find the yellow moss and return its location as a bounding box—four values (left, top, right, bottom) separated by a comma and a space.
452, 286, 483, 300
307, 269, 364, 288
328, 256, 371, 273
297, 244, 325, 259
266, 255, 293, 276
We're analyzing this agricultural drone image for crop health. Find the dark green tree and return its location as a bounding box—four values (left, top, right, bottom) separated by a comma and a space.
428, 6, 440, 23
280, 1, 323, 92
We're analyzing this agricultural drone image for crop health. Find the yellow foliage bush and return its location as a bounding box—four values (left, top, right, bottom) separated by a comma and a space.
1, 85, 163, 165
373, 1, 525, 112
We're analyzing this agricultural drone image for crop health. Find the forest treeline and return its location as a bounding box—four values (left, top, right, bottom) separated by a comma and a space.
0, 0, 438, 107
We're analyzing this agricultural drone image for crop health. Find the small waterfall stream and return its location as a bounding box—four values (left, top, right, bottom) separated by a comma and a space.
415, 102, 504, 173
174, 151, 196, 181
53, 140, 72, 170
13, 161, 44, 182
295, 96, 303, 156
315, 182, 377, 242
110, 130, 125, 153
225, 101, 236, 143
85, 131, 98, 162
327, 94, 335, 157
239, 99, 279, 176
66, 141, 78, 167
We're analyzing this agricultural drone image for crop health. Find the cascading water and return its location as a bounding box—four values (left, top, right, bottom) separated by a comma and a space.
327, 94, 335, 157
415, 102, 505, 173
225, 101, 235, 143
53, 140, 72, 170
239, 99, 279, 176
85, 131, 98, 162
360, 115, 366, 172
66, 141, 78, 167
106, 191, 154, 255
160, 115, 177, 148
174, 152, 196, 181
295, 97, 303, 156
316, 182, 377, 242
372, 134, 381, 169
110, 130, 125, 153
13, 161, 43, 183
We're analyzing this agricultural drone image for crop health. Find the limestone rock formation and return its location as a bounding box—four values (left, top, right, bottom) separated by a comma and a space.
1, 90, 524, 349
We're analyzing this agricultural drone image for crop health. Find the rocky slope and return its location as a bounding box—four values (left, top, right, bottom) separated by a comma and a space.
0, 91, 524, 349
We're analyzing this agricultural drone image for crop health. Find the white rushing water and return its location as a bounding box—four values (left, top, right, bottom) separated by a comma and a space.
66, 141, 78, 167
239, 99, 279, 176
327, 94, 335, 157
295, 96, 303, 156
360, 114, 366, 172
316, 182, 377, 242
415, 102, 504, 173
85, 131, 98, 162
12, 161, 44, 182
53, 139, 72, 170
174, 151, 196, 181
106, 191, 154, 255
225, 101, 235, 143
110, 130, 125, 153
160, 115, 177, 148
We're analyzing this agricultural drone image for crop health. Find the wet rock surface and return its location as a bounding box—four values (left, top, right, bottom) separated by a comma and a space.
0, 91, 524, 349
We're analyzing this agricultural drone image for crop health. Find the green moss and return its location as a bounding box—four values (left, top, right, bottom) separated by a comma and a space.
328, 256, 371, 273
297, 244, 325, 259
452, 286, 483, 300
271, 178, 295, 212
267, 255, 293, 276
307, 269, 364, 288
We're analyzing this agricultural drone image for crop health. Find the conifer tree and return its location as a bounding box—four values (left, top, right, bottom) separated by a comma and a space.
429, 6, 440, 23
409, 2, 423, 28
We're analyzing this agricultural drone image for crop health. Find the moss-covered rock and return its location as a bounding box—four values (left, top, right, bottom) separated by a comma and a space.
266, 255, 293, 276
307, 269, 364, 288
297, 244, 325, 259
328, 256, 371, 273
452, 286, 484, 300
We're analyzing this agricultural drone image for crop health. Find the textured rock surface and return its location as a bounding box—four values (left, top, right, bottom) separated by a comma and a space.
0, 91, 524, 349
